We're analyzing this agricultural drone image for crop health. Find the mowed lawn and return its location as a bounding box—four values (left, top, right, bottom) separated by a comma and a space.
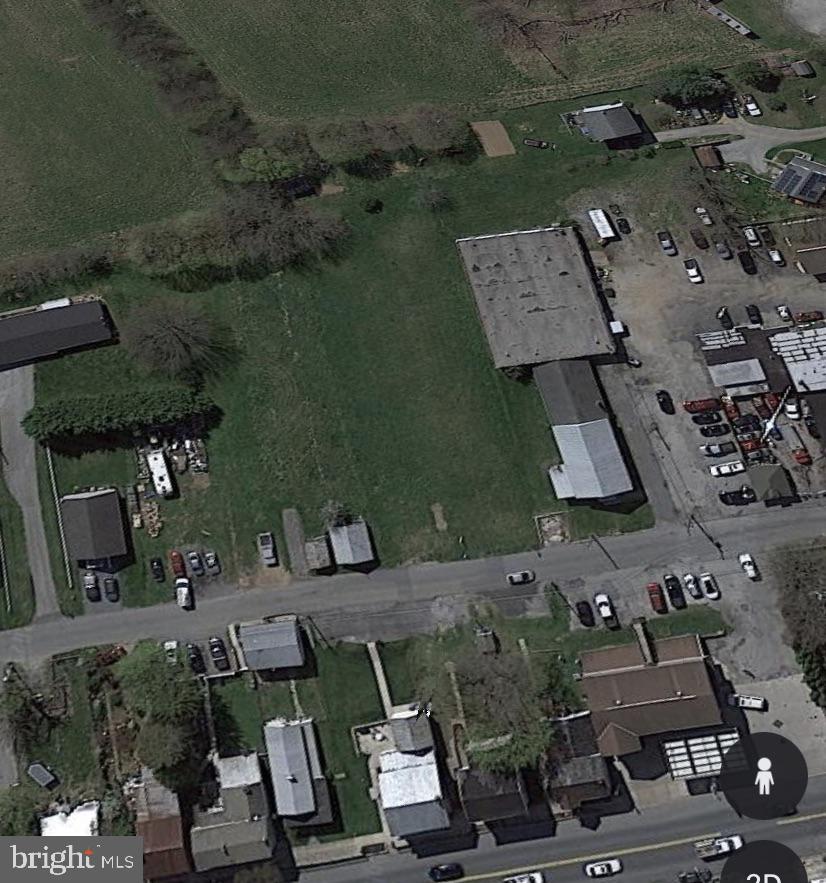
0, 0, 216, 260
0, 473, 34, 629
146, 0, 522, 118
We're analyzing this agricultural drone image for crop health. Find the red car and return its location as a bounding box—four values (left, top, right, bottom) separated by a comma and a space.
795, 311, 824, 324
169, 549, 186, 579
647, 582, 668, 614
763, 392, 780, 412
752, 398, 770, 420
722, 396, 740, 422
682, 398, 721, 414
740, 438, 764, 453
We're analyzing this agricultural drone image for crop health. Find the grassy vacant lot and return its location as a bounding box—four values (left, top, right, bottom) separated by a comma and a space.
147, 0, 521, 119
0, 0, 215, 260
212, 676, 296, 754
0, 474, 34, 629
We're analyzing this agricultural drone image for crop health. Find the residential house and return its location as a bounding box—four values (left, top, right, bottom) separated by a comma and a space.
378, 748, 450, 839
456, 766, 529, 824
134, 767, 191, 880
236, 616, 305, 672
548, 712, 612, 813
576, 102, 643, 146
60, 488, 128, 565
774, 156, 826, 204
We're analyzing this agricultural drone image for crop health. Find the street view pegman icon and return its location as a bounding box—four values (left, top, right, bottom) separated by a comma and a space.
755, 757, 774, 796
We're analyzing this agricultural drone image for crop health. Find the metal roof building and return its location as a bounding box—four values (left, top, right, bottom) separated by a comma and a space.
774, 157, 826, 204
577, 103, 642, 142
534, 360, 632, 501
0, 299, 114, 371
134, 767, 191, 881
237, 616, 305, 671
60, 488, 128, 562
328, 518, 374, 565
378, 748, 450, 838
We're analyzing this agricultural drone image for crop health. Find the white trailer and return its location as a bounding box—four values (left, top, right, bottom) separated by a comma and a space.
147, 450, 174, 498
588, 209, 617, 244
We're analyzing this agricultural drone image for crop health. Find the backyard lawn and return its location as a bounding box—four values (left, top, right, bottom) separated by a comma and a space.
0, 473, 34, 629
0, 0, 215, 261
211, 676, 295, 754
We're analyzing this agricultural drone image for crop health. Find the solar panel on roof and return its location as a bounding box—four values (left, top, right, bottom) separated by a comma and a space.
775, 168, 804, 195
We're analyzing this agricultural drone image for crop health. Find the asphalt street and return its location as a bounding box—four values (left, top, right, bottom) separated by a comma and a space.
301, 775, 826, 883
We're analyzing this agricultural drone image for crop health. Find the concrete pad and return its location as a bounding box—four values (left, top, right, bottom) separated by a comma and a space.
622, 770, 690, 809
470, 120, 516, 157
734, 673, 826, 775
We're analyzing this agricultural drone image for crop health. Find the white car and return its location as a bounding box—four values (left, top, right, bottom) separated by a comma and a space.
709, 460, 745, 477
738, 552, 760, 580
784, 397, 802, 420
507, 570, 535, 586
684, 259, 703, 283
777, 304, 792, 321
175, 577, 193, 610
584, 859, 623, 878
694, 206, 713, 226
743, 226, 760, 247
743, 95, 762, 117
504, 874, 544, 883
682, 573, 703, 600
699, 572, 720, 600
728, 693, 767, 711
593, 593, 617, 625
768, 248, 785, 266
162, 640, 179, 663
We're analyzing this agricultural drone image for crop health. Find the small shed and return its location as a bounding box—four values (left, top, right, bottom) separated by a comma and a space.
304, 535, 332, 571
791, 59, 815, 78
694, 145, 723, 170
328, 518, 374, 565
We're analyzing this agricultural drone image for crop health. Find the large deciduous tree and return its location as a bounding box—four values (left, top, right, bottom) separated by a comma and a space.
654, 65, 730, 107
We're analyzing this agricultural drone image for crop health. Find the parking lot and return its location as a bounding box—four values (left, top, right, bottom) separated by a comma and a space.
582, 207, 826, 520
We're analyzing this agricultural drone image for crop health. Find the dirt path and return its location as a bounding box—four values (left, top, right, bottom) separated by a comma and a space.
785, 0, 826, 36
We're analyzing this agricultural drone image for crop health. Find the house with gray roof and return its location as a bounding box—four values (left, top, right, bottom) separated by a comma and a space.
774, 156, 826, 204
534, 360, 633, 501
236, 615, 305, 671
576, 102, 642, 144
328, 518, 374, 566
60, 488, 128, 563
378, 748, 450, 838
390, 705, 433, 753
190, 753, 276, 871
264, 718, 332, 826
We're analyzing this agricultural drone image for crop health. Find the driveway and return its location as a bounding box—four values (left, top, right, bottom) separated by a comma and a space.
655, 117, 826, 172
0, 366, 60, 620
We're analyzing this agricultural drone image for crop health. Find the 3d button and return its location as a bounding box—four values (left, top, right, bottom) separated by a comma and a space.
720, 840, 807, 883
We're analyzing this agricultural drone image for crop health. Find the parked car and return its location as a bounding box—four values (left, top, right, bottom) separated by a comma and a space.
739, 439, 764, 454
208, 636, 230, 672
694, 206, 713, 226
684, 398, 721, 414
664, 573, 687, 609
764, 392, 781, 412
187, 550, 205, 577
83, 571, 100, 603
752, 397, 771, 420
647, 582, 667, 615
699, 572, 721, 600
745, 304, 762, 325
693, 411, 722, 425
739, 552, 760, 580
734, 414, 761, 431
594, 593, 618, 628
175, 577, 193, 610
684, 258, 704, 283
103, 576, 120, 603
768, 248, 785, 266
150, 557, 165, 582
575, 600, 595, 628
584, 860, 623, 878
714, 241, 732, 259
657, 230, 678, 256
163, 640, 178, 664
689, 227, 710, 249
204, 550, 221, 576
429, 864, 464, 882
716, 306, 733, 329
522, 138, 550, 149
187, 643, 206, 675
709, 460, 745, 477
700, 423, 731, 437
795, 310, 824, 324
737, 250, 757, 275
609, 204, 622, 214
776, 304, 792, 322
504, 873, 544, 883
722, 397, 740, 422
719, 485, 757, 506
700, 442, 736, 457
507, 570, 535, 586
616, 218, 632, 235
169, 549, 186, 578
742, 94, 762, 116
721, 99, 738, 118
683, 573, 703, 600
727, 693, 767, 711
784, 397, 802, 420
742, 226, 761, 247
257, 531, 278, 566
757, 225, 775, 246
656, 389, 675, 414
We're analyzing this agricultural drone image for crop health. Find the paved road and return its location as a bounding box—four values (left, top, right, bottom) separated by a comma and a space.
302, 775, 826, 883
0, 367, 59, 619
655, 118, 826, 172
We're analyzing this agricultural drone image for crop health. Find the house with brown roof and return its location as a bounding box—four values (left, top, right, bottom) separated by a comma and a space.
133, 768, 191, 881
579, 628, 721, 758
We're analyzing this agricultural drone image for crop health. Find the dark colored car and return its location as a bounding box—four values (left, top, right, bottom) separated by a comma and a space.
187, 643, 206, 675
737, 249, 758, 275
806, 415, 821, 439
656, 389, 675, 415
733, 414, 761, 431
616, 217, 632, 235
689, 226, 710, 249
692, 411, 722, 425
103, 577, 120, 603
769, 425, 783, 441
756, 225, 776, 247
700, 423, 731, 437
795, 310, 825, 324
647, 582, 667, 615
664, 573, 687, 609
429, 865, 464, 882
575, 600, 595, 628
721, 99, 738, 119
717, 306, 733, 330
84, 572, 101, 603
719, 486, 757, 506
657, 230, 678, 256
746, 304, 762, 325
209, 637, 230, 672
150, 557, 165, 582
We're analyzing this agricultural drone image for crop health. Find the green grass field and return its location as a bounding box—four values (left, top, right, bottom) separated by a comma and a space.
147, 0, 522, 120
0, 474, 34, 629
0, 0, 216, 260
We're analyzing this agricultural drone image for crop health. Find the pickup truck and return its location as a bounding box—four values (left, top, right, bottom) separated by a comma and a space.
694, 835, 744, 860
257, 531, 278, 567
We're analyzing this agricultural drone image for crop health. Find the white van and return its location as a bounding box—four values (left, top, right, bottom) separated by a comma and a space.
175, 577, 193, 610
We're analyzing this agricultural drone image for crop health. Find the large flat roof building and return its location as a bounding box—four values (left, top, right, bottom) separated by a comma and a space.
0, 299, 114, 372
456, 227, 614, 369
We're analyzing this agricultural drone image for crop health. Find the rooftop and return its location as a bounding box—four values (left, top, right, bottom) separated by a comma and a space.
578, 103, 642, 142
328, 518, 374, 565
134, 768, 190, 881
0, 299, 114, 372
769, 325, 826, 392
238, 616, 305, 671
390, 706, 434, 753
379, 748, 443, 808
457, 766, 527, 822
774, 156, 826, 203
60, 489, 128, 561
264, 718, 323, 818
41, 801, 99, 836
456, 227, 614, 369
